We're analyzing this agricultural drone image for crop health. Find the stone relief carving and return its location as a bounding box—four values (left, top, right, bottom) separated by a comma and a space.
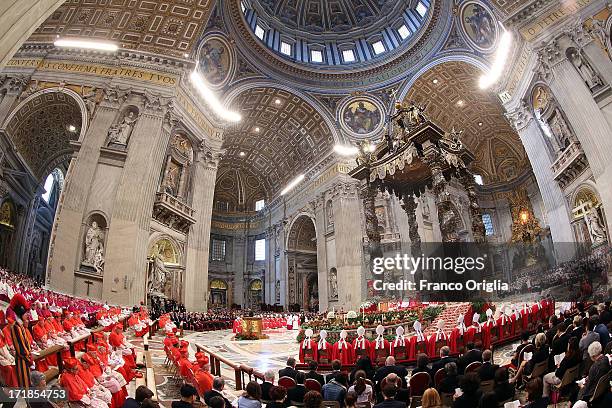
548, 108, 576, 149
588, 18, 609, 51
585, 207, 607, 246
82, 88, 100, 119
567, 48, 603, 90
326, 200, 334, 229
83, 221, 104, 273
108, 109, 140, 146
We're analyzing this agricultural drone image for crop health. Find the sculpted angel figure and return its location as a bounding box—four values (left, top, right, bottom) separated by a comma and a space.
108, 111, 139, 145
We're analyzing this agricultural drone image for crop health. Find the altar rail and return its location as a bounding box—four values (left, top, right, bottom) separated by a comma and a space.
195, 343, 264, 391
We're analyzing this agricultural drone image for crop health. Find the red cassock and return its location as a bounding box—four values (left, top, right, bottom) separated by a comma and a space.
60, 371, 90, 402
0, 334, 17, 387
352, 336, 371, 361
332, 339, 354, 365
316, 341, 332, 365
390, 337, 408, 362
449, 327, 466, 354
520, 307, 530, 332
481, 320, 497, 350
496, 315, 512, 342
82, 352, 104, 378
465, 325, 483, 349
426, 330, 448, 358
370, 337, 390, 365
194, 368, 213, 396
408, 335, 428, 360
531, 303, 541, 328
233, 320, 242, 334
299, 338, 318, 363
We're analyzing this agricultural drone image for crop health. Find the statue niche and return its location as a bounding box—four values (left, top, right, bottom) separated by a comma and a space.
160, 133, 193, 199
81, 214, 107, 274
107, 106, 140, 148
566, 47, 603, 91
147, 238, 182, 300
532, 85, 577, 153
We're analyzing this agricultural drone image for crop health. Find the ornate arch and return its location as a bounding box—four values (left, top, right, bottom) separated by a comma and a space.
285, 212, 317, 250
3, 87, 87, 179
147, 233, 184, 266
570, 182, 602, 220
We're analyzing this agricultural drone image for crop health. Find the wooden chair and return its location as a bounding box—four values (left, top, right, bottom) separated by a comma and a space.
527, 360, 548, 380
279, 376, 297, 389
517, 344, 534, 368
434, 368, 446, 387
409, 371, 430, 408
588, 370, 611, 405
290, 401, 305, 407
464, 361, 482, 374
322, 401, 340, 408
551, 364, 580, 407
304, 378, 322, 393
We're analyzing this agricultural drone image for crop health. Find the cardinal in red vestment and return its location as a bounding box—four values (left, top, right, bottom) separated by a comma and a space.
352, 326, 371, 361
332, 330, 354, 365
370, 325, 389, 365
449, 314, 467, 354
409, 320, 427, 360
390, 326, 408, 362
299, 329, 318, 363
427, 320, 448, 358
481, 309, 497, 350
316, 330, 332, 365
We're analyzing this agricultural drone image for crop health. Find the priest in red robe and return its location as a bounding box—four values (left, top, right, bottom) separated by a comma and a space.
352, 326, 370, 361
409, 320, 427, 360
390, 326, 408, 362
449, 314, 467, 354
427, 320, 448, 358
299, 328, 317, 363
481, 309, 497, 350
370, 325, 389, 365
316, 330, 332, 365
496, 306, 513, 342
332, 330, 354, 365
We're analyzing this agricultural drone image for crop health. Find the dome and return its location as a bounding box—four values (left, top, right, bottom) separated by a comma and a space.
233, 0, 435, 76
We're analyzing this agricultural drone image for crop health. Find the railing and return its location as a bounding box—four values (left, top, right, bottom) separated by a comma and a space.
551, 142, 584, 179
195, 343, 264, 391
155, 192, 196, 219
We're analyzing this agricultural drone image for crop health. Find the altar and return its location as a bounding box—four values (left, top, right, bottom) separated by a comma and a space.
241, 317, 263, 337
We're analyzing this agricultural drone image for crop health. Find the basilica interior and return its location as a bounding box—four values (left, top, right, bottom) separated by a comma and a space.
0, 0, 611, 407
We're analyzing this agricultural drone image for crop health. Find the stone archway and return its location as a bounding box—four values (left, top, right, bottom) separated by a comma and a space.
286, 214, 317, 311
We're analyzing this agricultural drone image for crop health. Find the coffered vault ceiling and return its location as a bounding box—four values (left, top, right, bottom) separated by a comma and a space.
29, 0, 216, 58
404, 61, 529, 184
219, 87, 335, 197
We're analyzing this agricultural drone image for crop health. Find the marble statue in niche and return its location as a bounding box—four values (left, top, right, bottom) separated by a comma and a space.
567, 48, 603, 90
84, 221, 104, 272
585, 207, 607, 246
108, 109, 139, 146
162, 161, 181, 196
275, 280, 281, 303
548, 109, 575, 150
329, 267, 338, 300
148, 242, 169, 294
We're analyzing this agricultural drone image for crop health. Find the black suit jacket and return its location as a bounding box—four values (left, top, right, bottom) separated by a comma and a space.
477, 362, 498, 381
287, 385, 307, 403
305, 370, 325, 386
279, 367, 298, 380
204, 390, 232, 408
458, 349, 482, 374
579, 356, 611, 400
373, 365, 408, 388
261, 381, 274, 401
432, 356, 457, 374
373, 399, 406, 408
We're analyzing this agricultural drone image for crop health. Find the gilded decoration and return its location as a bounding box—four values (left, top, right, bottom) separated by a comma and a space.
210, 279, 228, 290
573, 188, 600, 220
148, 238, 180, 266
460, 1, 498, 52
250, 279, 263, 291
338, 95, 385, 139
508, 189, 542, 243
0, 201, 15, 229
532, 85, 550, 112
196, 34, 235, 89
369, 143, 418, 183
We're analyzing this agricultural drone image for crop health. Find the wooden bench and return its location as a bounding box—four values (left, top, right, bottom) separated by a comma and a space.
33, 344, 65, 381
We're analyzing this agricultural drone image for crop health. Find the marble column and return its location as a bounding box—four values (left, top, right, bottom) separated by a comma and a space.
265, 226, 275, 305
232, 235, 246, 308
506, 102, 575, 253
539, 37, 612, 234
183, 147, 220, 312
312, 195, 328, 312
102, 94, 172, 305
331, 180, 364, 311
47, 90, 120, 293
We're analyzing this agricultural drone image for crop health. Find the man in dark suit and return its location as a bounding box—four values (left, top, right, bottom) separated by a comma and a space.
325, 360, 342, 384
373, 382, 406, 408
304, 360, 325, 386
287, 372, 307, 403
477, 349, 498, 381
577, 341, 610, 402
261, 370, 275, 401
279, 357, 298, 380
373, 356, 408, 389
431, 346, 457, 374
203, 377, 232, 408
458, 343, 482, 374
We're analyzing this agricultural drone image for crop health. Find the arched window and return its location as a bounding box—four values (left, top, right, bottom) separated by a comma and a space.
41, 168, 64, 203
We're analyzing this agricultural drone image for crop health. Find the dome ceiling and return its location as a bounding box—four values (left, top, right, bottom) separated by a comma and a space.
220, 87, 336, 197
404, 61, 529, 184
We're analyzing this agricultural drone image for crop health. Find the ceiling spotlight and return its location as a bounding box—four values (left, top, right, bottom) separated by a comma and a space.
432, 79, 439, 84
183, 53, 189, 58
189, 70, 241, 122
478, 122, 483, 126
280, 174, 305, 196
456, 100, 465, 107
254, 127, 260, 132
334, 144, 359, 156
239, 151, 246, 157
275, 99, 281, 104
54, 38, 118, 52
67, 124, 77, 132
